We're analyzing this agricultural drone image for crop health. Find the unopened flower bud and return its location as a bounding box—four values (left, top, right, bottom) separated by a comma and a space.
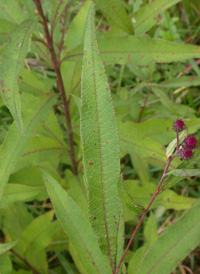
185, 136, 197, 148
173, 120, 185, 132
181, 148, 193, 160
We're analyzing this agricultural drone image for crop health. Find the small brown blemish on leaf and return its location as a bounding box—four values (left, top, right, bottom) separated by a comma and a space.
113, 215, 116, 219
150, 41, 153, 45
106, 88, 109, 91
106, 141, 109, 144
89, 162, 94, 166
93, 216, 96, 220
88, 61, 91, 64
8, 36, 11, 43
149, 192, 153, 197
0, 80, 4, 88
6, 89, 11, 93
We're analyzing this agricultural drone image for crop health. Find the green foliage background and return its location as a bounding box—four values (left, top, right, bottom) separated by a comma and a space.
0, 0, 200, 273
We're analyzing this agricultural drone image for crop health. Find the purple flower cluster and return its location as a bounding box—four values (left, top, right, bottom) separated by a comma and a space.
173, 120, 197, 160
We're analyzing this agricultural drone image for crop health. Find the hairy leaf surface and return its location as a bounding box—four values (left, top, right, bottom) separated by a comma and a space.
43, 171, 112, 274
80, 5, 123, 270
0, 20, 37, 133
64, 36, 200, 65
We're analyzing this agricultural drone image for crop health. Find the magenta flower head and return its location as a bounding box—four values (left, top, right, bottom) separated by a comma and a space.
181, 148, 193, 160
173, 119, 185, 132
185, 136, 197, 148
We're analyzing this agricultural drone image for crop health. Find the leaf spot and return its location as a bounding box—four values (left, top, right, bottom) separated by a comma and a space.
6, 89, 11, 93
89, 162, 94, 166
106, 141, 109, 144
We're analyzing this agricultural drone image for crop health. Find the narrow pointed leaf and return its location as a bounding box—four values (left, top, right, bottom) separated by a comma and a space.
167, 169, 200, 177
133, 0, 181, 35
43, 171, 112, 274
64, 36, 200, 65
93, 0, 134, 34
0, 94, 57, 202
81, 5, 123, 269
0, 184, 44, 208
135, 204, 200, 274
0, 20, 37, 133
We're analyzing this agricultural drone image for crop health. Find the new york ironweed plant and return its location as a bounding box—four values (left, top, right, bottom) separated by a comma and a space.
0, 1, 200, 274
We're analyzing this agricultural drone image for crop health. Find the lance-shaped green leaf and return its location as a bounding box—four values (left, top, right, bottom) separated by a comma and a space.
166, 129, 187, 158
133, 0, 181, 35
0, 94, 57, 202
93, 0, 134, 34
0, 20, 37, 134
0, 240, 18, 255
167, 169, 200, 177
81, 5, 123, 270
117, 175, 144, 213
43, 171, 112, 274
64, 36, 200, 65
64, 0, 92, 51
0, 184, 44, 208
134, 204, 200, 274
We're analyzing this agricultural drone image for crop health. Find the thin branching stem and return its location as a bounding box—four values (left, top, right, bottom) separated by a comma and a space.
115, 156, 174, 274
138, 87, 151, 122
33, 0, 78, 175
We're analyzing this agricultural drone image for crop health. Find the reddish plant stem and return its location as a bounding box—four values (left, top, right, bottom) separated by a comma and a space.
11, 249, 41, 274
115, 156, 173, 274
176, 131, 179, 151
34, 0, 78, 175
138, 87, 151, 123
0, 238, 40, 274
